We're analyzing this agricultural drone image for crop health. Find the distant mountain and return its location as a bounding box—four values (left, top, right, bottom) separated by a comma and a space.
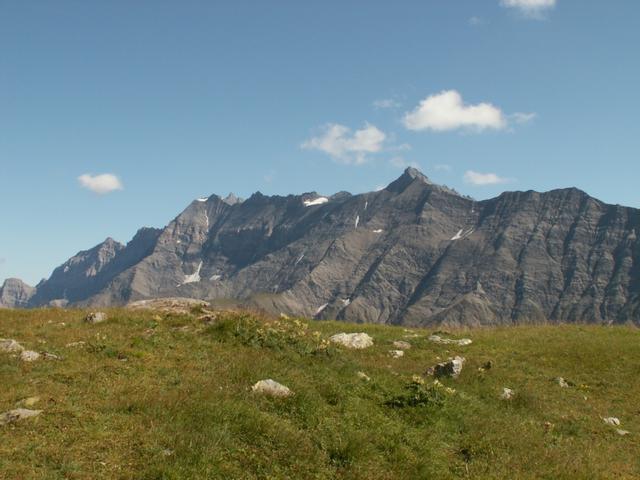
4, 168, 639, 326
0, 278, 35, 308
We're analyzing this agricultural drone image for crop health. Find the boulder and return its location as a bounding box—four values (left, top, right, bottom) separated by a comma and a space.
427, 356, 465, 378
329, 333, 373, 349
392, 340, 411, 350
603, 417, 621, 426
85, 312, 108, 324
501, 387, 514, 400
428, 334, 472, 346
20, 350, 41, 362
0, 339, 24, 353
251, 379, 293, 398
0, 408, 42, 426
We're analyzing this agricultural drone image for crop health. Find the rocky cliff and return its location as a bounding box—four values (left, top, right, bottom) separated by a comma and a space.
5, 168, 640, 326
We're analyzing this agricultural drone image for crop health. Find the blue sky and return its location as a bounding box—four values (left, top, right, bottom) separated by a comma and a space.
1, 0, 639, 285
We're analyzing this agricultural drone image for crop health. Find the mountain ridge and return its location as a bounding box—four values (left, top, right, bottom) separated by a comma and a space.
3, 168, 639, 326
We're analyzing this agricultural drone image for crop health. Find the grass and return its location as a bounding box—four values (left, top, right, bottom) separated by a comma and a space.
1, 308, 639, 479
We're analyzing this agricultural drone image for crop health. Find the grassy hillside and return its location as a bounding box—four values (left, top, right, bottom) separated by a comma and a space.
1, 307, 639, 479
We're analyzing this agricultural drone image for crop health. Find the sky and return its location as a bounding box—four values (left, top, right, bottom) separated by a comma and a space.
1, 0, 639, 285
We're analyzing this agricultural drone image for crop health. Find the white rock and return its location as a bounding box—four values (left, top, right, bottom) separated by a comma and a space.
556, 377, 570, 388
0, 339, 24, 353
389, 350, 404, 358
251, 379, 293, 398
329, 332, 374, 349
85, 312, 108, 324
501, 387, 514, 400
603, 417, 621, 426
392, 340, 411, 350
356, 371, 371, 381
0, 408, 42, 425
616, 429, 630, 436
429, 356, 465, 378
20, 350, 41, 362
428, 334, 472, 346
65, 341, 86, 348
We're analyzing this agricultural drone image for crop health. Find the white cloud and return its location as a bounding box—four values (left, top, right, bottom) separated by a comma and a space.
78, 173, 124, 194
463, 170, 511, 186
511, 112, 537, 124
501, 0, 556, 18
301, 123, 386, 165
373, 98, 401, 109
403, 90, 507, 132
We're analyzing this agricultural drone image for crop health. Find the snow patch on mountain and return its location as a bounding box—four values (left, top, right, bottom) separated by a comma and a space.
304, 197, 329, 207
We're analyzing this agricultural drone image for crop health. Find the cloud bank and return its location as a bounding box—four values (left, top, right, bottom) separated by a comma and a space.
463, 170, 511, 186
301, 123, 386, 165
501, 0, 556, 17
78, 173, 124, 194
403, 90, 507, 132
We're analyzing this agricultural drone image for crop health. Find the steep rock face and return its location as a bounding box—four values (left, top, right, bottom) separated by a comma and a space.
7, 168, 640, 325
29, 228, 162, 307
0, 279, 35, 308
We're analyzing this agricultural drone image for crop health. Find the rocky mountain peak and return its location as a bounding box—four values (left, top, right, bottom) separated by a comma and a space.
5, 169, 640, 326
0, 278, 35, 308
385, 167, 434, 193
222, 193, 243, 206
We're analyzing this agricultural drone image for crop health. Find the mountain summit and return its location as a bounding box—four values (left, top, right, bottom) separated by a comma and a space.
2, 168, 639, 326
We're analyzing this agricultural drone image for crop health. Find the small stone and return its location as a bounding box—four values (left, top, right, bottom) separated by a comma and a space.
603, 417, 621, 426
42, 352, 61, 360
85, 312, 108, 324
556, 377, 570, 388
329, 332, 374, 349
198, 313, 219, 325
356, 371, 371, 381
616, 429, 630, 436
65, 341, 85, 348
478, 360, 493, 372
0, 339, 24, 353
428, 356, 465, 378
20, 350, 41, 362
0, 408, 42, 426
428, 334, 472, 346
501, 387, 514, 400
389, 350, 404, 358
251, 379, 293, 398
392, 340, 411, 350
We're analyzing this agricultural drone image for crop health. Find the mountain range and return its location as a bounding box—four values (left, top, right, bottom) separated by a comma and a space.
2, 168, 639, 326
